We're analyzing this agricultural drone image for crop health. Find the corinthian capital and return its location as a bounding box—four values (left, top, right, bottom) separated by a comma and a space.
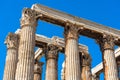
4, 33, 19, 49
34, 61, 44, 74
64, 21, 83, 40
82, 53, 91, 67
96, 33, 115, 52
46, 44, 60, 60
20, 8, 38, 28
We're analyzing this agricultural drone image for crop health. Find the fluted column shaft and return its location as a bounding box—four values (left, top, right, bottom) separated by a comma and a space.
117, 63, 120, 79
82, 66, 92, 80
3, 33, 19, 80
34, 61, 43, 80
81, 53, 92, 80
45, 44, 59, 80
98, 34, 119, 80
15, 8, 37, 80
64, 23, 81, 80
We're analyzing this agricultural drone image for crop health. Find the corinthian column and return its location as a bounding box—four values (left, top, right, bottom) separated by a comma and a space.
117, 61, 120, 79
3, 33, 19, 80
97, 34, 119, 80
15, 8, 38, 80
64, 22, 82, 80
34, 61, 44, 80
45, 44, 59, 80
81, 53, 92, 80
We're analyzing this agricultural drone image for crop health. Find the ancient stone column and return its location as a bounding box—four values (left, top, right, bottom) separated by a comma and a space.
15, 8, 38, 80
45, 44, 59, 80
97, 34, 119, 80
117, 62, 120, 79
3, 33, 19, 80
34, 61, 44, 80
81, 53, 92, 80
92, 74, 100, 80
64, 22, 82, 80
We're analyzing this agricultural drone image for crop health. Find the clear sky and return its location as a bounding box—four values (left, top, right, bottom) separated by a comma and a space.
0, 0, 120, 80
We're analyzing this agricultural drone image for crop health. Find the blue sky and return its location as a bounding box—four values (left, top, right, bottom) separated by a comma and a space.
0, 0, 120, 80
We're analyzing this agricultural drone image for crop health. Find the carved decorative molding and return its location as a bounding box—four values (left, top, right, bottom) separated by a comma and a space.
46, 44, 60, 60
5, 33, 19, 49
64, 21, 84, 40
82, 53, 91, 67
20, 8, 39, 28
96, 33, 115, 52
34, 61, 44, 74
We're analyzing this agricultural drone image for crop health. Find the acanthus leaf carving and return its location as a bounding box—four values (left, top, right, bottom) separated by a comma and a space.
96, 33, 115, 52
82, 53, 91, 67
5, 33, 19, 49
34, 61, 44, 74
20, 8, 38, 27
64, 21, 84, 40
46, 44, 60, 60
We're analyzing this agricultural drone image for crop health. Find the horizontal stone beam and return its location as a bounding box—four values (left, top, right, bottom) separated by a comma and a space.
35, 34, 88, 53
35, 34, 88, 60
91, 47, 120, 75
34, 48, 43, 60
31, 4, 120, 46
15, 29, 88, 60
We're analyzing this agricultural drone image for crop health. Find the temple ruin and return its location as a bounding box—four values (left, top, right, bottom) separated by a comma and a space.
3, 4, 120, 80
